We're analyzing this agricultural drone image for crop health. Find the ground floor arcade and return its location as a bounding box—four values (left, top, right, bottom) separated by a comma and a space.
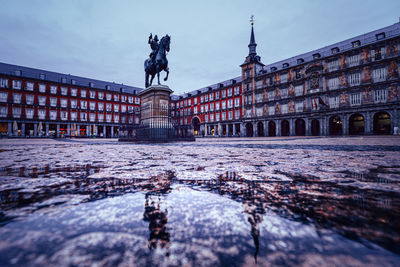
0, 121, 121, 138
194, 108, 399, 137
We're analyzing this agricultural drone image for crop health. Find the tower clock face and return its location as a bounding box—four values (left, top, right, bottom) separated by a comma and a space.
310, 72, 319, 89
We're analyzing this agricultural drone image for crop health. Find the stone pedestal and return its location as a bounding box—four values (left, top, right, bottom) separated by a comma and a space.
119, 84, 194, 142
138, 85, 173, 127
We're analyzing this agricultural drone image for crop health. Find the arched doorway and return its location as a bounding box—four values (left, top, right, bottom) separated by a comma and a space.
257, 122, 264, 137
295, 119, 305, 136
373, 112, 391, 135
281, 120, 290, 136
349, 113, 365, 135
246, 122, 253, 137
329, 115, 342, 135
268, 121, 276, 137
191, 117, 200, 136
311, 119, 320, 136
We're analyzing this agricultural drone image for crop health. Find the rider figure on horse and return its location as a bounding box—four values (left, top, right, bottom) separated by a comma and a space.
148, 33, 159, 63
145, 33, 170, 88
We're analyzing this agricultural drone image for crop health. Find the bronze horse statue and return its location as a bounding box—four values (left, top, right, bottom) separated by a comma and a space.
144, 35, 170, 88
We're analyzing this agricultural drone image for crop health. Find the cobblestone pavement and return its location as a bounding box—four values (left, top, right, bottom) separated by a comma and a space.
0, 136, 400, 266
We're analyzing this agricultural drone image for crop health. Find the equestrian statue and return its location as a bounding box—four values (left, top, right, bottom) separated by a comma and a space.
144, 33, 170, 88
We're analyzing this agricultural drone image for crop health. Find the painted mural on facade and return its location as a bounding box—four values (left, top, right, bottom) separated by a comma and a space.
288, 100, 295, 113
362, 88, 372, 104
275, 88, 280, 99
388, 61, 399, 79
340, 93, 349, 106
389, 84, 398, 101
361, 48, 370, 64
386, 41, 399, 56
362, 66, 372, 83
275, 103, 280, 115
288, 84, 294, 97
274, 73, 280, 84
339, 54, 347, 69
339, 72, 348, 87
263, 104, 268, 115
288, 69, 294, 82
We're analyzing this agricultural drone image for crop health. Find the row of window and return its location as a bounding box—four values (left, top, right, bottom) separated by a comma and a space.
327, 67, 388, 90
177, 110, 241, 125
244, 89, 388, 117
0, 107, 139, 123
175, 98, 241, 115
0, 93, 140, 112
0, 79, 140, 104
271, 38, 396, 72
260, 50, 395, 86
173, 86, 240, 108
248, 67, 389, 103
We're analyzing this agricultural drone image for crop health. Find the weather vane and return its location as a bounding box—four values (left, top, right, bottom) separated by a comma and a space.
250, 15, 254, 26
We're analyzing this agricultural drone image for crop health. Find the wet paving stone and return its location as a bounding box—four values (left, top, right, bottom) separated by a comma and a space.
0, 137, 400, 266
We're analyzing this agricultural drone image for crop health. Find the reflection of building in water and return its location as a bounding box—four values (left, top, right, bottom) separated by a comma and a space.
180, 170, 400, 255
143, 194, 170, 250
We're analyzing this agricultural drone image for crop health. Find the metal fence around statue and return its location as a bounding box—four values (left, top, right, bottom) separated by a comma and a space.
119, 106, 194, 142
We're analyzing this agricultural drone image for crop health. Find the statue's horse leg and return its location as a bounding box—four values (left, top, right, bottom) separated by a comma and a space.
150, 73, 155, 86
156, 65, 161, 85
145, 72, 149, 88
164, 67, 169, 81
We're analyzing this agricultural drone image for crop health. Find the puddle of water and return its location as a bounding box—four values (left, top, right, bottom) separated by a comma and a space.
0, 165, 400, 266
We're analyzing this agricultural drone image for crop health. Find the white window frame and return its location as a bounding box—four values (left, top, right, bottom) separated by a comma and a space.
12, 80, 22, 90
0, 92, 8, 102
38, 109, 46, 120
39, 96, 46, 106
350, 93, 362, 106
26, 94, 34, 105
39, 84, 46, 93
50, 85, 57, 94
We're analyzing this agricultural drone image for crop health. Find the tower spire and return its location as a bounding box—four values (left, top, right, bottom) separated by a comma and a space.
241, 15, 263, 67
248, 15, 257, 56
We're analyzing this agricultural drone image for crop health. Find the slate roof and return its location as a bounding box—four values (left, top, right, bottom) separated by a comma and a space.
175, 76, 243, 100
260, 21, 400, 75
0, 62, 143, 95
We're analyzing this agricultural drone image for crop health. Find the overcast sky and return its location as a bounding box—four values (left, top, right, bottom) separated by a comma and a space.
0, 0, 399, 94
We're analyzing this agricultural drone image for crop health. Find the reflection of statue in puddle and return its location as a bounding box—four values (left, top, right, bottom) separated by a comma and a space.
143, 193, 170, 250
142, 172, 173, 251
242, 182, 266, 264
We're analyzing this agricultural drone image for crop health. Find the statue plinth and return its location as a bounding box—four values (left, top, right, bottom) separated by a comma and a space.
138, 85, 173, 129
138, 84, 173, 99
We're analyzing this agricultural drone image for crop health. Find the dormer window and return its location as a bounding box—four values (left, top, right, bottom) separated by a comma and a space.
15, 70, 21, 76
61, 77, 67, 83
376, 32, 385, 40
106, 85, 111, 90
331, 47, 340, 54
282, 63, 289, 68
297, 58, 304, 64
352, 40, 361, 48
313, 53, 321, 59
71, 79, 77, 85
208, 87, 212, 91
219, 83, 224, 88
89, 82, 94, 88
270, 66, 277, 72
40, 73, 46, 80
